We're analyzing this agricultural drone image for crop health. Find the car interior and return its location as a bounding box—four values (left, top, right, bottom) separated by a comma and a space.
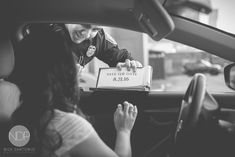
1, 0, 235, 157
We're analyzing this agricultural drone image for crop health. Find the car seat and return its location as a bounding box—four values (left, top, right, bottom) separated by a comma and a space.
0, 32, 14, 80
0, 29, 15, 151
0, 30, 22, 122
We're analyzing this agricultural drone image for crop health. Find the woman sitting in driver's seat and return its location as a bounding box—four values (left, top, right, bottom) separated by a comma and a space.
10, 26, 138, 157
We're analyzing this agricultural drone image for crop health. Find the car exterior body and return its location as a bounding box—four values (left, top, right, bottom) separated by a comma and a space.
183, 59, 222, 76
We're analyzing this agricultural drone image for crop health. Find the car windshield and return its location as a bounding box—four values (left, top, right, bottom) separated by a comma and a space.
28, 2, 234, 93
77, 25, 233, 92
164, 0, 235, 35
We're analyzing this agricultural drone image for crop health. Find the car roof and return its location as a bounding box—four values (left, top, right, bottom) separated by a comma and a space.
4, 0, 141, 30
1, 0, 235, 62
1, 0, 173, 40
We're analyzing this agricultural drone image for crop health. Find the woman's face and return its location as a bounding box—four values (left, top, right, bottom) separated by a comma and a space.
65, 24, 99, 44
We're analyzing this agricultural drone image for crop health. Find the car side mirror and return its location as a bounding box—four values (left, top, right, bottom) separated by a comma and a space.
224, 63, 235, 90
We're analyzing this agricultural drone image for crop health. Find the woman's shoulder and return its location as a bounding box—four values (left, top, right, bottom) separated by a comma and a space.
49, 109, 95, 156
51, 109, 92, 130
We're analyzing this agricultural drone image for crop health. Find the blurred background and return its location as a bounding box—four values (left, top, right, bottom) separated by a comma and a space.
80, 0, 235, 92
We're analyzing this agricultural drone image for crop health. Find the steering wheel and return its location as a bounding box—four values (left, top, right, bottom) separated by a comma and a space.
174, 73, 206, 143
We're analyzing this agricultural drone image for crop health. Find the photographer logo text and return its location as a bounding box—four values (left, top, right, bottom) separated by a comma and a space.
8, 125, 30, 147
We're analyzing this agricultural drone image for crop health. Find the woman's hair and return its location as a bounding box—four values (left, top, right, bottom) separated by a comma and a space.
10, 24, 83, 156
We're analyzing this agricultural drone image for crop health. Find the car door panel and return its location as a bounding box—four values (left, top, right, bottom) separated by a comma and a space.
80, 91, 235, 157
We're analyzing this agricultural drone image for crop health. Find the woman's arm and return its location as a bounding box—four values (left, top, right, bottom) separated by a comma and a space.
114, 101, 138, 157
67, 101, 137, 157
68, 131, 120, 157
114, 130, 131, 157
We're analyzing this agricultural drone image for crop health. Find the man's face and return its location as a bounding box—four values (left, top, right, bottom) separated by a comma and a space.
65, 24, 99, 44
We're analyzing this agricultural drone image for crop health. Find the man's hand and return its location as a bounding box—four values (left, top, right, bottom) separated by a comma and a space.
116, 59, 142, 72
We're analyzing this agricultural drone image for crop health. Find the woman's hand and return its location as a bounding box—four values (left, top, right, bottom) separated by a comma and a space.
114, 101, 138, 134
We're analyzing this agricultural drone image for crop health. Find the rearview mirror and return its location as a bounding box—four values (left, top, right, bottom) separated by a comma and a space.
224, 63, 235, 90
133, 0, 175, 41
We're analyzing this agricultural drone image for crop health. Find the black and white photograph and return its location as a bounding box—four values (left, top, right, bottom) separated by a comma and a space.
1, 0, 235, 157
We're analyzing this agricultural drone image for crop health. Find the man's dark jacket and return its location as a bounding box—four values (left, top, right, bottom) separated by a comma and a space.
52, 24, 133, 67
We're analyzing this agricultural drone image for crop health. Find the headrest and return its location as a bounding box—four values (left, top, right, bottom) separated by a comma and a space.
0, 35, 15, 79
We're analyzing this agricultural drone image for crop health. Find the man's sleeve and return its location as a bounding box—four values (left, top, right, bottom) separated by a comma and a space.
96, 29, 134, 67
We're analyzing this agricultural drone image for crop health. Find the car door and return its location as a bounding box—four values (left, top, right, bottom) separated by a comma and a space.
80, 87, 235, 157
78, 32, 235, 157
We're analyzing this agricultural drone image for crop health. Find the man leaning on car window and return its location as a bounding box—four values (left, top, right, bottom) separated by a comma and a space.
50, 23, 142, 74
